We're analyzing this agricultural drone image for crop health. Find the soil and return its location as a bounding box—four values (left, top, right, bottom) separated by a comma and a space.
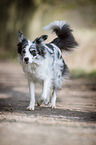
0, 61, 96, 145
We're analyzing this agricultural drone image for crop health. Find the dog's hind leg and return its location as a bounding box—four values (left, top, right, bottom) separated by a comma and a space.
50, 89, 58, 108
27, 81, 35, 110
37, 79, 51, 106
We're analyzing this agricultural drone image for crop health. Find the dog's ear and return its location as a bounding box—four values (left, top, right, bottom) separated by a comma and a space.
17, 31, 28, 54
40, 35, 48, 41
34, 35, 48, 44
18, 31, 24, 41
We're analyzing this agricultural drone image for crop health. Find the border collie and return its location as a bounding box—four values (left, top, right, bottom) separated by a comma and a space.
17, 21, 78, 110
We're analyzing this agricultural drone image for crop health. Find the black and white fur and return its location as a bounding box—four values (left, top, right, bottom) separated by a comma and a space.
17, 21, 78, 110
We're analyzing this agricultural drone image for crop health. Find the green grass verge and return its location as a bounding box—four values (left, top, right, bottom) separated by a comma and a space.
71, 69, 96, 79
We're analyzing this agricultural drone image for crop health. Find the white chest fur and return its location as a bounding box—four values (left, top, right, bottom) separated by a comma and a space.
18, 53, 54, 83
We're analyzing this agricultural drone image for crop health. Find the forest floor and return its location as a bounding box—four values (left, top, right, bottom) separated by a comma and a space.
0, 61, 96, 145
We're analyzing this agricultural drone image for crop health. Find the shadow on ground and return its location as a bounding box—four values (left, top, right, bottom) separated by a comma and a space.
0, 85, 96, 123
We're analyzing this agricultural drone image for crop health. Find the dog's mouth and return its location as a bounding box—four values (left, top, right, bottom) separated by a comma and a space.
24, 61, 29, 64
25, 62, 29, 64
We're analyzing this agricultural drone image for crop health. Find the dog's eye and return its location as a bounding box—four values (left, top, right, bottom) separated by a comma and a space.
22, 49, 26, 54
30, 50, 36, 56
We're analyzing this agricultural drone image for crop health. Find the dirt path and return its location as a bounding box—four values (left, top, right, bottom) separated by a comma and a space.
0, 61, 96, 145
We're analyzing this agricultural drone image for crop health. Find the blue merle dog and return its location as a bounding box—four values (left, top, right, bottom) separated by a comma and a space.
17, 21, 78, 110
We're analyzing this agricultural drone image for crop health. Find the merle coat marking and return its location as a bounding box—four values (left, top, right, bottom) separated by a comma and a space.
17, 21, 78, 110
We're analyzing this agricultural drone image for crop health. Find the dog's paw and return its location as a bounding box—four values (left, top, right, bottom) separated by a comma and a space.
44, 99, 49, 105
49, 104, 56, 109
37, 98, 44, 106
27, 105, 34, 111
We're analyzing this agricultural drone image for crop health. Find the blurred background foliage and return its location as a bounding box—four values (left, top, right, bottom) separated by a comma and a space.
0, 0, 96, 72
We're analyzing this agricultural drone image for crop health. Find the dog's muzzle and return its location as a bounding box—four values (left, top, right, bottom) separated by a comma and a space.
24, 57, 29, 64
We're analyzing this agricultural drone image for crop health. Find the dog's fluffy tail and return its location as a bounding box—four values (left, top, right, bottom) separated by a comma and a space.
43, 21, 78, 52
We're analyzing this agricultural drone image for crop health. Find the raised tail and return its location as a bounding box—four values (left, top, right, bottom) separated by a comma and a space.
43, 21, 78, 52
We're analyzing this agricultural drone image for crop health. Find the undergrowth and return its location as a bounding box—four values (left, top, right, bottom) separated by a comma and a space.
71, 69, 96, 79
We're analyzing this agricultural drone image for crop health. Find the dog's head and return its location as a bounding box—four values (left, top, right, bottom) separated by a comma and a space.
17, 31, 48, 64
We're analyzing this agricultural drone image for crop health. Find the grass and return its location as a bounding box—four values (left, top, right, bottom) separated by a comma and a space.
71, 69, 96, 79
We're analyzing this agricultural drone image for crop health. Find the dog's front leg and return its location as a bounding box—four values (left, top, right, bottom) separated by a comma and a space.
37, 79, 51, 106
27, 81, 35, 110
50, 89, 58, 108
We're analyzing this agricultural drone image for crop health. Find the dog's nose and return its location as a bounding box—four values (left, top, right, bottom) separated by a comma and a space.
24, 57, 29, 63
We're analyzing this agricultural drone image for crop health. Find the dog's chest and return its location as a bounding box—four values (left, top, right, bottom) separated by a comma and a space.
23, 60, 52, 82
24, 63, 41, 81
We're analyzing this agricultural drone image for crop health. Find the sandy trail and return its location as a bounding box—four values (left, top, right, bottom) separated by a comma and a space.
0, 61, 96, 145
